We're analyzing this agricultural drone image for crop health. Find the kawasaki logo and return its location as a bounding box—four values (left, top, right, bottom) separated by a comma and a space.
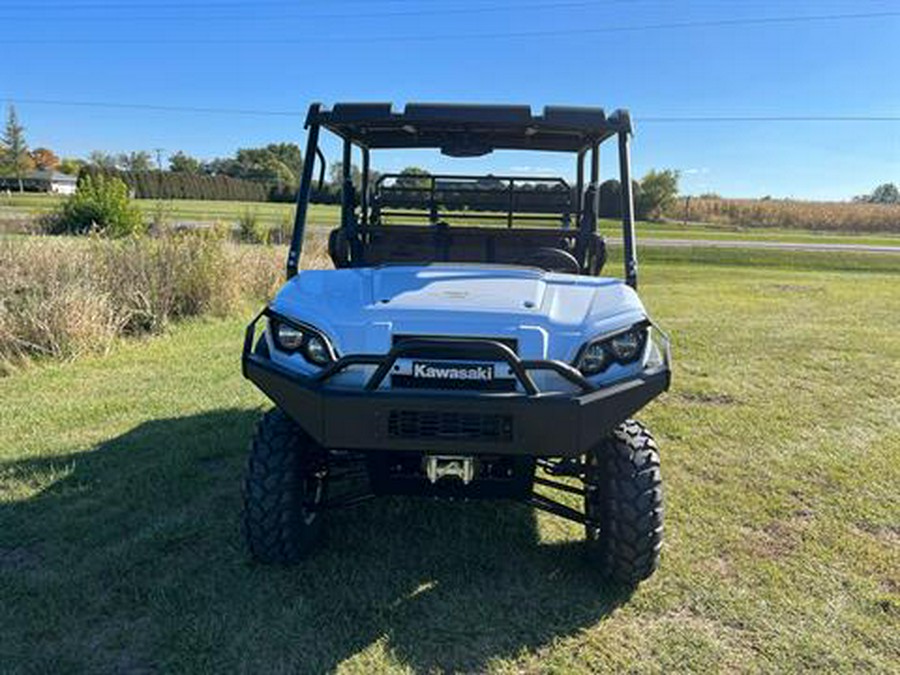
412, 362, 494, 381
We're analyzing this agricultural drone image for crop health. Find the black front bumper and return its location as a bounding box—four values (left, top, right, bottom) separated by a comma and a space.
243, 310, 670, 457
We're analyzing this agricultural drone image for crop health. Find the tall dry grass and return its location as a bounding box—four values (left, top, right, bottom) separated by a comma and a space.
668, 197, 900, 233
0, 229, 301, 371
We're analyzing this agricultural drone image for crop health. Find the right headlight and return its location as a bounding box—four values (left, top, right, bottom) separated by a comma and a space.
575, 322, 648, 376
274, 322, 304, 351
270, 317, 337, 366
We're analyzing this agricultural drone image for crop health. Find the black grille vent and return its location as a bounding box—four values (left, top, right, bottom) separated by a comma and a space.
387, 410, 513, 442
392, 334, 518, 355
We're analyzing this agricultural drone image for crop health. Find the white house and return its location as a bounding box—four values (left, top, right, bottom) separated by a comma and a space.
0, 170, 78, 195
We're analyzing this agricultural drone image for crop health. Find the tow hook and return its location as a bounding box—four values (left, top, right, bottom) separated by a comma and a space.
424, 455, 475, 485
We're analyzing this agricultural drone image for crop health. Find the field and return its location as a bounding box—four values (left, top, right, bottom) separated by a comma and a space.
1, 245, 898, 673
3, 193, 900, 248
665, 196, 900, 234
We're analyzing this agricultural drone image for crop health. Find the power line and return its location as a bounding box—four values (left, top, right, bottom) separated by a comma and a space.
0, 0, 614, 19
12, 0, 892, 8
8, 9, 900, 43
3, 98, 298, 117
6, 97, 900, 123
10, 0, 433, 8
643, 115, 900, 122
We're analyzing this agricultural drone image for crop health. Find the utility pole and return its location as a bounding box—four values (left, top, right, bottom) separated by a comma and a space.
154, 147, 164, 199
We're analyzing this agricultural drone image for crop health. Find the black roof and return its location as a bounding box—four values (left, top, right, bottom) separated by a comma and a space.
307, 103, 632, 153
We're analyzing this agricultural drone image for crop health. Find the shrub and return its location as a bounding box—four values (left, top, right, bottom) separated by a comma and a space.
52, 174, 145, 237
270, 211, 293, 245
238, 209, 268, 244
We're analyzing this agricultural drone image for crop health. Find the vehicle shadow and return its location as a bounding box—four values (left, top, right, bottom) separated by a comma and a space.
0, 409, 630, 673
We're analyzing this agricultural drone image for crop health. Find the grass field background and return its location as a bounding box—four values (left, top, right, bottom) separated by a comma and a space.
1, 246, 898, 673
3, 192, 900, 247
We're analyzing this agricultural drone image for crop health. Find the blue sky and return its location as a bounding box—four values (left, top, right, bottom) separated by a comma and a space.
3, 0, 899, 199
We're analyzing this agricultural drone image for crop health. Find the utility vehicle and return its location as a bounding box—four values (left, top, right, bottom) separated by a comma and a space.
242, 103, 670, 585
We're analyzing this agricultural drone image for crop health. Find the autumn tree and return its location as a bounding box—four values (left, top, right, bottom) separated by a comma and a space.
30, 147, 60, 171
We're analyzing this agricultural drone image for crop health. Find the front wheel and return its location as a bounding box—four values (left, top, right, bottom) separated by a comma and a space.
242, 409, 326, 563
584, 420, 664, 585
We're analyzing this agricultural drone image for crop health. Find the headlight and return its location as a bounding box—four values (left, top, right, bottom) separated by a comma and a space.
274, 322, 304, 351
576, 322, 648, 376
270, 317, 336, 366
578, 342, 610, 376
304, 334, 332, 365
608, 328, 645, 363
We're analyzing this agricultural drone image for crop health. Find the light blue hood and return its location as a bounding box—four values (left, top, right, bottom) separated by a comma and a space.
269, 265, 647, 365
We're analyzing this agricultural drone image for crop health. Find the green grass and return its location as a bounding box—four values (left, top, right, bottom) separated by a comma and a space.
632, 220, 900, 246
1, 250, 899, 673
3, 193, 899, 245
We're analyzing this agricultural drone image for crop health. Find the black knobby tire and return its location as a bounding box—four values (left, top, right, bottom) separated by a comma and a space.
584, 420, 663, 584
242, 409, 325, 563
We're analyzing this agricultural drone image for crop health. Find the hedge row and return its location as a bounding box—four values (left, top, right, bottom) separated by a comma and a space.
78, 167, 269, 202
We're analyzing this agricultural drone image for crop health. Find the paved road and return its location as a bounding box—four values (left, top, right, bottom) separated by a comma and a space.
631, 238, 900, 254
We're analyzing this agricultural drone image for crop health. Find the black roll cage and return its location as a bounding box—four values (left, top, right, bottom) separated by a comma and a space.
286, 102, 639, 288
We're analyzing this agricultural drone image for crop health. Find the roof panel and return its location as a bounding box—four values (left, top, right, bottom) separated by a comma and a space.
404, 103, 533, 124
308, 102, 631, 152
329, 103, 394, 122
543, 106, 607, 129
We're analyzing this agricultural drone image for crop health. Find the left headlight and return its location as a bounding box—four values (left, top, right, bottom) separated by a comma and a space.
304, 334, 332, 366
270, 317, 336, 366
575, 322, 648, 376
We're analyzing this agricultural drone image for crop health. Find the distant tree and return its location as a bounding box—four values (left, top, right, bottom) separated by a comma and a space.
206, 143, 301, 189
263, 142, 302, 177
168, 151, 201, 174
202, 156, 238, 176
1, 105, 34, 191
88, 150, 119, 170
118, 151, 153, 172
395, 166, 431, 189
329, 161, 363, 189
476, 175, 505, 190
857, 182, 900, 204
637, 169, 680, 220
30, 147, 60, 171
58, 157, 85, 175
598, 178, 643, 219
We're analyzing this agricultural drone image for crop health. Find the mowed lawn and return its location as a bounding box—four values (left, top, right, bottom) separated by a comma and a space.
1, 251, 899, 673
3, 193, 900, 246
